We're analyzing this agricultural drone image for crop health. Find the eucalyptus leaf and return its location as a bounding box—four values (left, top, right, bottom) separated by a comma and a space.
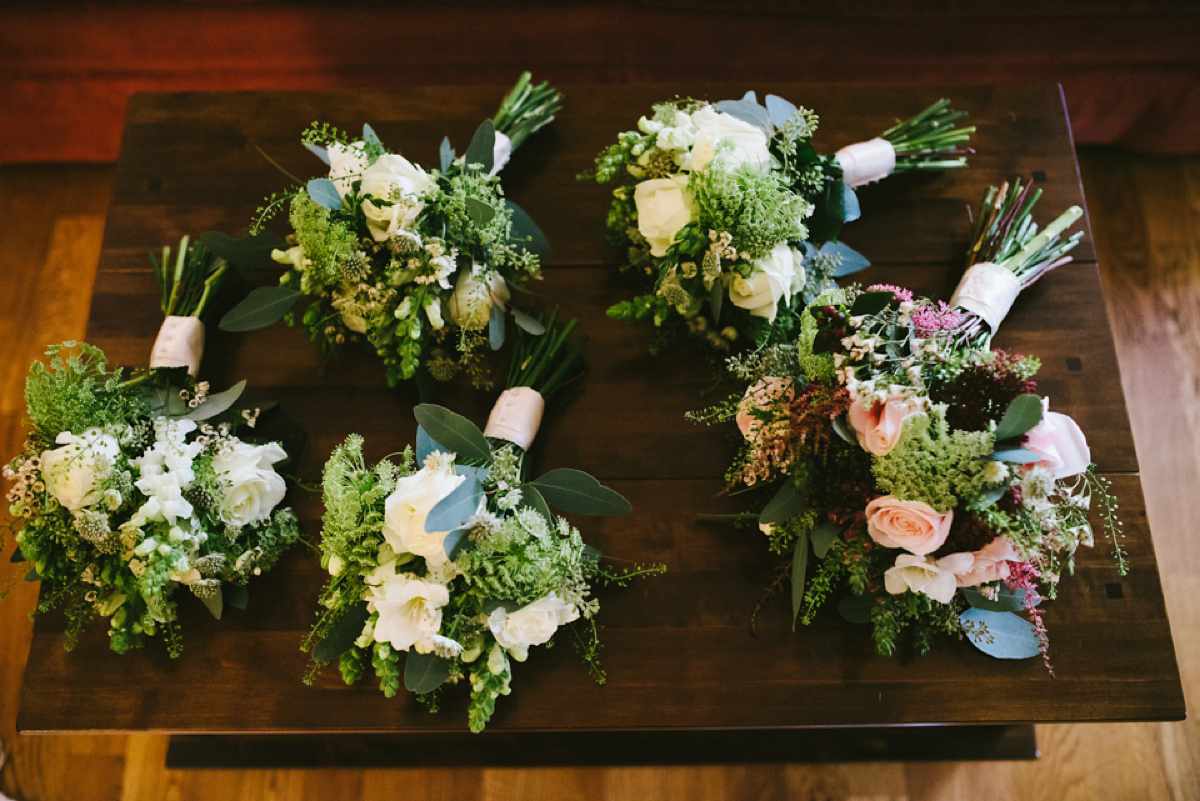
971, 487, 1007, 508
765, 94, 798, 127
362, 123, 383, 155
219, 286, 304, 332
715, 97, 771, 133
848, 290, 893, 317
465, 196, 497, 227
305, 142, 330, 165
810, 522, 842, 559
10, 549, 27, 563
791, 530, 809, 629
709, 280, 723, 324
306, 178, 344, 211
425, 475, 483, 533
199, 587, 224, 620
464, 119, 496, 173
24, 567, 40, 582
456, 465, 487, 482
842, 182, 862, 224
313, 601, 369, 663
994, 394, 1043, 441
838, 594, 874, 624
404, 650, 453, 694
224, 582, 249, 610
489, 303, 505, 350
439, 136, 455, 172
183, 379, 247, 421
506, 200, 552, 260
959, 608, 1041, 659
758, 479, 806, 525
527, 469, 632, 515
826, 242, 870, 277
992, 448, 1041, 463
443, 529, 470, 560
416, 425, 440, 463
511, 309, 546, 335
482, 598, 522, 615
962, 584, 1030, 613
198, 230, 288, 270
519, 484, 554, 523
412, 404, 491, 462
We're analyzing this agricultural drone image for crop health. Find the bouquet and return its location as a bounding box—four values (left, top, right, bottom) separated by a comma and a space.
305, 315, 661, 731
585, 92, 974, 353
221, 73, 564, 390
696, 185, 1122, 666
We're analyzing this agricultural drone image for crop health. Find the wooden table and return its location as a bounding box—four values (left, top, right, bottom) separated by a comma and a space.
17, 85, 1185, 765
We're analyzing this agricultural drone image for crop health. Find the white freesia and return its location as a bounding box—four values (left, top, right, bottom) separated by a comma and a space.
728, 243, 804, 322
634, 175, 693, 258
327, 141, 370, 200
446, 266, 510, 330
359, 154, 434, 241
382, 456, 465, 567
689, 106, 771, 171
883, 552, 975, 604
133, 418, 203, 525
488, 592, 579, 660
40, 428, 121, 512
211, 441, 288, 527
366, 566, 450, 652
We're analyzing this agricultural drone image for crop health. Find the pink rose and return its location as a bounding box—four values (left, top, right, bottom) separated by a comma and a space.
1023, 400, 1090, 478
847, 394, 919, 455
865, 496, 953, 556
735, 377, 795, 440
953, 537, 1019, 588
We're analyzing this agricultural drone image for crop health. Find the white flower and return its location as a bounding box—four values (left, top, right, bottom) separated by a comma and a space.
359, 154, 433, 241
446, 266, 510, 330
655, 110, 700, 155
132, 419, 202, 525
330, 283, 368, 334
211, 441, 288, 527
488, 592, 579, 659
689, 107, 771, 171
326, 141, 370, 200
727, 243, 803, 322
40, 428, 121, 512
382, 457, 465, 567
634, 175, 693, 258
883, 552, 974, 604
490, 131, 512, 176
366, 567, 450, 652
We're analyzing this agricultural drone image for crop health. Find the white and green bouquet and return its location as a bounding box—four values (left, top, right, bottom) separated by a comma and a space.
305, 316, 661, 731
221, 73, 563, 390
585, 93, 974, 353
693, 183, 1120, 667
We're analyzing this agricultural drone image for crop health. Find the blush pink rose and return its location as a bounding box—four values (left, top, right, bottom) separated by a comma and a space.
847, 394, 919, 455
865, 496, 953, 556
1023, 400, 1090, 478
735, 377, 795, 440
953, 537, 1019, 588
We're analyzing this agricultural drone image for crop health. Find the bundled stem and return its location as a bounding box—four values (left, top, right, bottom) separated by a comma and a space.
492, 72, 564, 151
882, 98, 976, 172
149, 235, 229, 320
506, 310, 586, 398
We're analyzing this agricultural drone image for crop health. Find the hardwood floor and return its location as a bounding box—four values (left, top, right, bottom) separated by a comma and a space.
1, 151, 1196, 800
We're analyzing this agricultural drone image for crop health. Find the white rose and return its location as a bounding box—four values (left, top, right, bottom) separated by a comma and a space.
634, 175, 694, 258
367, 568, 450, 652
728, 243, 802, 322
382, 459, 464, 567
883, 552, 974, 605
359, 154, 433, 241
490, 131, 512, 176
689, 107, 771, 172
326, 141, 370, 200
446, 267, 510, 330
488, 592, 579, 658
40, 428, 121, 512
210, 441, 288, 527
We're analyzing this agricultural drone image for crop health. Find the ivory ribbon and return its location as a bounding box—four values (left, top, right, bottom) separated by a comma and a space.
484, 387, 544, 451
950, 262, 1023, 331
834, 138, 896, 188
149, 315, 205, 377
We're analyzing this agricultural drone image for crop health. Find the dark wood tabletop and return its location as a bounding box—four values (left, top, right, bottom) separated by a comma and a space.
17, 85, 1184, 749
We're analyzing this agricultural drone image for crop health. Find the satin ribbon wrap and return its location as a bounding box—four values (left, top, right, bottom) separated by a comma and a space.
484, 387, 545, 451
834, 138, 897, 188
950, 262, 1023, 331
149, 315, 205, 377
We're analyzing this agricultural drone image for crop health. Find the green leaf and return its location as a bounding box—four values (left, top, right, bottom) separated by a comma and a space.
959, 608, 1041, 659
224, 583, 249, 610
838, 593, 874, 624
219, 286, 303, 332
765, 94, 798, 127
527, 469, 632, 515
198, 230, 287, 270
831, 415, 856, 445
306, 178, 343, 211
10, 548, 26, 563
970, 487, 1007, 507
758, 479, 806, 525
992, 448, 1041, 463
791, 530, 809, 629
404, 650, 453, 694
810, 522, 842, 558
842, 183, 861, 224
848, 290, 894, 317
825, 242, 870, 277
183, 379, 246, 421
519, 484, 554, 523
304, 143, 330, 165
715, 96, 771, 133
466, 196, 497, 227
200, 587, 224, 620
362, 123, 383, 155
24, 567, 40, 582
439, 136, 455, 172
482, 598, 522, 615
961, 585, 1034, 613
443, 529, 470, 560
313, 601, 369, 663
994, 394, 1043, 441
506, 200, 551, 260
425, 475, 483, 533
412, 404, 491, 462
709, 280, 723, 324
416, 425, 439, 463
511, 309, 545, 335
464, 119, 496, 173
489, 303, 505, 350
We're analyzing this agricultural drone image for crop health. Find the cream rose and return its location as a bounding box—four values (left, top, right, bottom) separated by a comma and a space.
884, 552, 974, 604
488, 592, 579, 659
446, 267, 510, 330
211, 441, 288, 527
735, 377, 795, 440
689, 107, 771, 171
41, 428, 121, 512
490, 131, 512, 176
728, 243, 802, 322
865, 496, 953, 556
634, 175, 694, 258
954, 536, 1019, 588
1023, 400, 1090, 479
847, 394, 920, 455
359, 153, 433, 241
382, 460, 464, 567
367, 568, 450, 652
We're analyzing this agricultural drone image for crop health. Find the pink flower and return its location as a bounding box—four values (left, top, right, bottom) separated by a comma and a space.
953, 537, 1019, 587
735, 377, 794, 440
865, 496, 953, 556
1023, 399, 1090, 478
884, 552, 974, 604
847, 394, 920, 455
